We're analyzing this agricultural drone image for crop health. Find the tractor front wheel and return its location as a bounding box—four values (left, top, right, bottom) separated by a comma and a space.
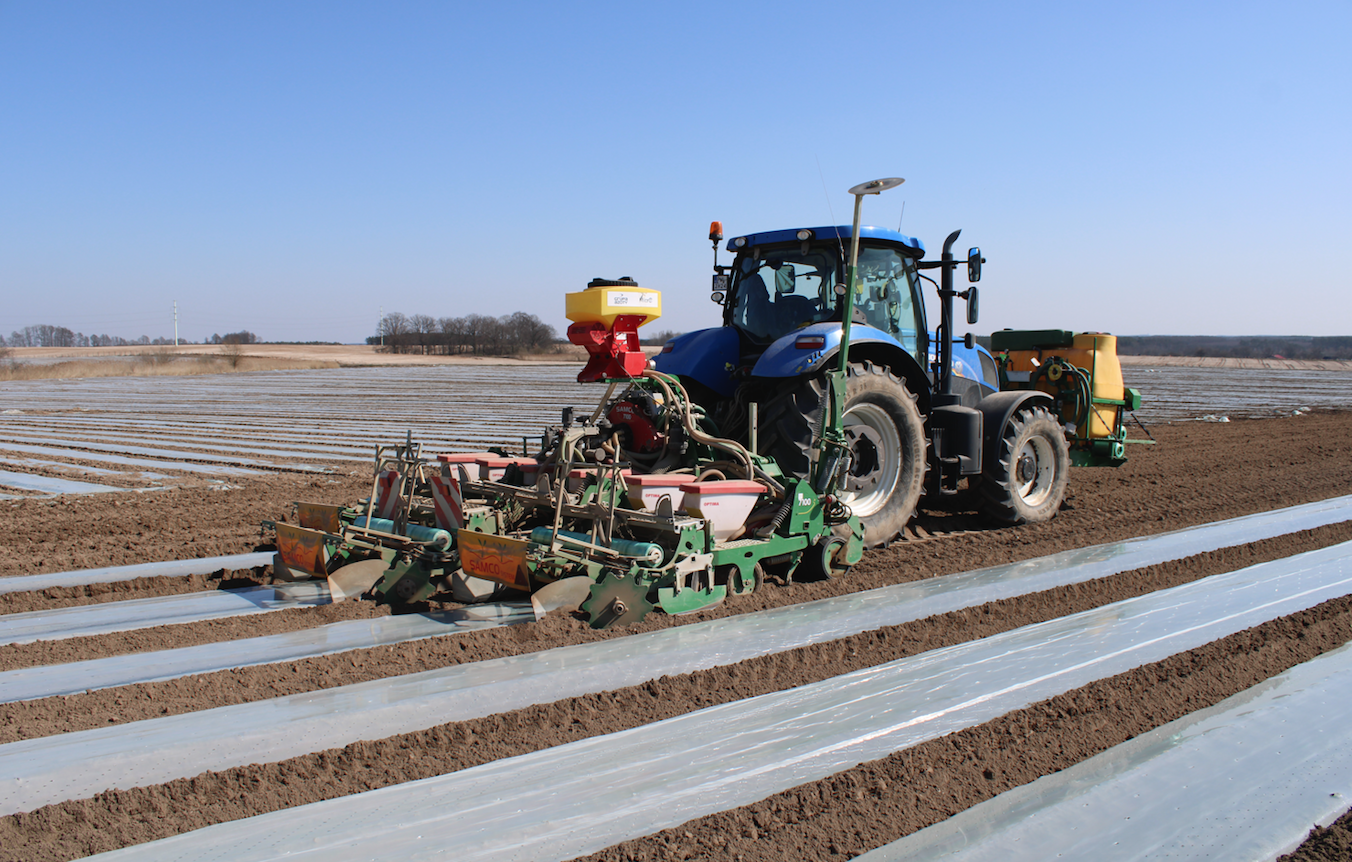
976, 404, 1070, 525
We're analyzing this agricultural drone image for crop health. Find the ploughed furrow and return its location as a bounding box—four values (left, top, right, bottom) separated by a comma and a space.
0, 582, 332, 646
0, 397, 1347, 859
1, 519, 1350, 860
583, 596, 1352, 862
0, 554, 274, 595
29, 540, 1352, 861
866, 643, 1352, 861
0, 603, 534, 703
1, 507, 1348, 743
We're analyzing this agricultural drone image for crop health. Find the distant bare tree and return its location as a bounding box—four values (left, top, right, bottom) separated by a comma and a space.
503, 312, 556, 352
410, 314, 437, 355
458, 314, 489, 355
438, 316, 466, 355
378, 313, 410, 353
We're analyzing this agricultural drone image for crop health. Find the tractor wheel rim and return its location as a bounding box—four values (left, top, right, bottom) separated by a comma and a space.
840, 402, 902, 517
1015, 435, 1056, 507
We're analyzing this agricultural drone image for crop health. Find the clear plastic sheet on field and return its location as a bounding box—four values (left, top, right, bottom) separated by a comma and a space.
862, 642, 1352, 862
85, 540, 1352, 861
0, 582, 329, 646
10, 494, 1350, 699
0, 456, 126, 476
0, 602, 534, 703
0, 469, 123, 495
0, 440, 262, 475
0, 552, 274, 594
0, 499, 1348, 816
0, 366, 595, 469
0, 433, 333, 473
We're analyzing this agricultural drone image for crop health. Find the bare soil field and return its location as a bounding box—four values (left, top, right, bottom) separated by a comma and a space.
1, 410, 1351, 860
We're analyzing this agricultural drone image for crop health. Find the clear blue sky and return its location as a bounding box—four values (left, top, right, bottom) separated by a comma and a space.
2, 1, 1349, 344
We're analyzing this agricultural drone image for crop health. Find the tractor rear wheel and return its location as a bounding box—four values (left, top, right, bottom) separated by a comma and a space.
757, 361, 926, 547
976, 404, 1070, 525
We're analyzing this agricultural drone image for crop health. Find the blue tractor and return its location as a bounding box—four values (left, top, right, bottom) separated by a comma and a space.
654, 208, 1079, 548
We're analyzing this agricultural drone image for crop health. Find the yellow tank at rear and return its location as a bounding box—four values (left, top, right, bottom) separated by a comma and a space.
1001, 332, 1124, 439
565, 279, 662, 330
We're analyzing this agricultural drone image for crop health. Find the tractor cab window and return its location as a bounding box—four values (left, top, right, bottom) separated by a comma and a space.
854, 246, 922, 357
729, 246, 839, 342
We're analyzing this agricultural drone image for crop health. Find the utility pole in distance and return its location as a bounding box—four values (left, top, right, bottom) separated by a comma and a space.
174, 301, 179, 346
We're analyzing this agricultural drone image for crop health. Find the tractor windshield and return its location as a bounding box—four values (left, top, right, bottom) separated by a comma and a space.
854, 245, 923, 357
729, 245, 840, 342
728, 242, 925, 356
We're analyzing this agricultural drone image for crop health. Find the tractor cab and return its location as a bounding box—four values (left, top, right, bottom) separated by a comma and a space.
721, 226, 929, 364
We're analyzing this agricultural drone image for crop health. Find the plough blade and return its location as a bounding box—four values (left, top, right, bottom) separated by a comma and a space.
327, 559, 391, 602
530, 576, 593, 621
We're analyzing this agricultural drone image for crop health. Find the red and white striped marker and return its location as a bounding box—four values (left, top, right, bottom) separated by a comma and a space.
428, 474, 464, 530
374, 470, 404, 520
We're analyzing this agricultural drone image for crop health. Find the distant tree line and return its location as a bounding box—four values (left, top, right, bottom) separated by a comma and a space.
207, 331, 259, 345
1, 325, 270, 350
366, 312, 558, 355
1116, 335, 1352, 361
2, 325, 174, 348
639, 329, 684, 346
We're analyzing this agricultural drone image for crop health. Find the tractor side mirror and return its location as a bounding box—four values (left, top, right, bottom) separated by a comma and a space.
774, 264, 796, 295
967, 248, 983, 283
712, 274, 728, 304
965, 286, 979, 324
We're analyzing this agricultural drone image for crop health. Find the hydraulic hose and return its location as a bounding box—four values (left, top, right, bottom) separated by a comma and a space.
641, 370, 786, 498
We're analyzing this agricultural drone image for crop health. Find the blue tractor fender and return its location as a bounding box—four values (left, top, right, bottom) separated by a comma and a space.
974, 390, 1058, 472
929, 339, 1000, 396
652, 326, 741, 397
750, 322, 934, 409
951, 343, 999, 393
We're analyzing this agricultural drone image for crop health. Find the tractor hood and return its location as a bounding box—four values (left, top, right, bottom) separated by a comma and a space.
652, 326, 741, 397
750, 321, 904, 378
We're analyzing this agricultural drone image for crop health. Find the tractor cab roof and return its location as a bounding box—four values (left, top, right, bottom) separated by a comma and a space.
725, 225, 926, 257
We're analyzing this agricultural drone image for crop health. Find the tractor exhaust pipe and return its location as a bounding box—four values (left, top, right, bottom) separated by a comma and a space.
938, 229, 962, 400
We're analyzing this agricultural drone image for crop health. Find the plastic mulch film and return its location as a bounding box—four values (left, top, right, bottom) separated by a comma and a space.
9, 494, 1352, 697
83, 541, 1352, 860
0, 552, 274, 594
0, 469, 125, 495
4, 498, 1351, 817
862, 642, 1352, 861
0, 581, 329, 646
0, 603, 534, 703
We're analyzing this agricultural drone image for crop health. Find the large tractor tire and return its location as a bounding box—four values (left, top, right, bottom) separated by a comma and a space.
976, 404, 1070, 525
757, 361, 926, 547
